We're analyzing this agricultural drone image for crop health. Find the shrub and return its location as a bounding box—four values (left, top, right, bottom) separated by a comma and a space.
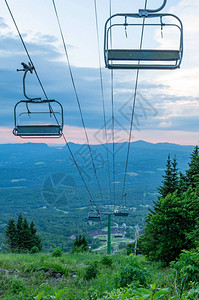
30, 246, 39, 254
84, 261, 98, 281
72, 235, 89, 253
183, 286, 199, 299
72, 244, 89, 253
34, 289, 66, 300
51, 248, 62, 257
170, 248, 199, 295
116, 255, 149, 287
40, 262, 69, 275
102, 284, 170, 300
11, 278, 25, 294
85, 287, 99, 300
127, 243, 134, 255
100, 255, 113, 267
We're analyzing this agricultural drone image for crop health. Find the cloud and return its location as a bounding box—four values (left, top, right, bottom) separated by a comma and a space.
153, 1, 199, 97
0, 2, 198, 145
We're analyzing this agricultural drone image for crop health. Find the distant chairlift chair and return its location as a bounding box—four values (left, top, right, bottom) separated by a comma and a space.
114, 228, 124, 238
88, 209, 101, 221
114, 193, 129, 217
104, 0, 183, 70
13, 62, 64, 138
114, 207, 129, 217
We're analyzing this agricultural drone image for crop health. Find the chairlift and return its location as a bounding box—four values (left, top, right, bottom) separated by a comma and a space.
13, 100, 63, 138
114, 193, 129, 217
88, 209, 101, 221
114, 228, 124, 238
13, 63, 64, 138
104, 0, 183, 70
114, 207, 129, 217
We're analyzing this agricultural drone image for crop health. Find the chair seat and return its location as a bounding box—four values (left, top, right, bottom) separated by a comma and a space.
14, 125, 62, 136
107, 49, 180, 61
88, 216, 101, 221
114, 211, 129, 217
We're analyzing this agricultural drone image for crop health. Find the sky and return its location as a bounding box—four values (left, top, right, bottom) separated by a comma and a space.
0, 0, 198, 145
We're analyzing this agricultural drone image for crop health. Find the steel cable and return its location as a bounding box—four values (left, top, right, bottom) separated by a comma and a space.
51, 0, 104, 203
109, 0, 116, 206
121, 0, 148, 202
4, 0, 95, 203
93, 0, 112, 203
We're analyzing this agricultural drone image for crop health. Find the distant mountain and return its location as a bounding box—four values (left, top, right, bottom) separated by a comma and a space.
0, 140, 194, 190
0, 140, 195, 251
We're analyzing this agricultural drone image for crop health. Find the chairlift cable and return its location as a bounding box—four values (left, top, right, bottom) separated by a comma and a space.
93, 0, 112, 203
51, 0, 104, 203
4, 0, 95, 202
109, 0, 116, 206
62, 135, 94, 202
4, 0, 48, 102
111, 70, 115, 205
121, 0, 148, 202
109, 0, 113, 48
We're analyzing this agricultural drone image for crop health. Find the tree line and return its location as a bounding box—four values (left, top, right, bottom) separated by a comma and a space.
139, 146, 199, 264
5, 213, 42, 253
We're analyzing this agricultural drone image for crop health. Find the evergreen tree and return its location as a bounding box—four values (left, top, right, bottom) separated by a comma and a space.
5, 218, 17, 252
179, 172, 187, 194
33, 234, 42, 251
16, 213, 24, 251
140, 147, 199, 264
30, 221, 37, 235
72, 234, 89, 252
78, 235, 82, 247
74, 235, 79, 248
158, 154, 179, 198
81, 235, 89, 251
29, 221, 42, 251
171, 155, 179, 191
151, 155, 179, 216
186, 146, 199, 189
140, 189, 198, 264
23, 217, 32, 251
158, 155, 171, 198
4, 213, 42, 252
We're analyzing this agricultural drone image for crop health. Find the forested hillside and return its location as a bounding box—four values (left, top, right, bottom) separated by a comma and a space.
0, 141, 195, 251
0, 143, 198, 300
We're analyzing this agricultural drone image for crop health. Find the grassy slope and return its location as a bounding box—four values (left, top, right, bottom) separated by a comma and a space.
0, 252, 170, 300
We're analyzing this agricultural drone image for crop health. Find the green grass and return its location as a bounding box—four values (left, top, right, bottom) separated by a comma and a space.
0, 252, 193, 300
0, 252, 117, 299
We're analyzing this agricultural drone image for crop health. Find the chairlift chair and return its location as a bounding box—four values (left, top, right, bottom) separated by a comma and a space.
114, 207, 129, 217
104, 0, 183, 70
114, 229, 124, 238
13, 62, 64, 138
13, 99, 64, 138
88, 209, 101, 221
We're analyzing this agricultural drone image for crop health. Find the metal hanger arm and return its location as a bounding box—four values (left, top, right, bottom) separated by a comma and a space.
17, 62, 41, 101
139, 0, 167, 16
147, 0, 167, 13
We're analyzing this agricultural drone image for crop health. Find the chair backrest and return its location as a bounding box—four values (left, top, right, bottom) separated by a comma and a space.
104, 13, 183, 70
13, 100, 64, 138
